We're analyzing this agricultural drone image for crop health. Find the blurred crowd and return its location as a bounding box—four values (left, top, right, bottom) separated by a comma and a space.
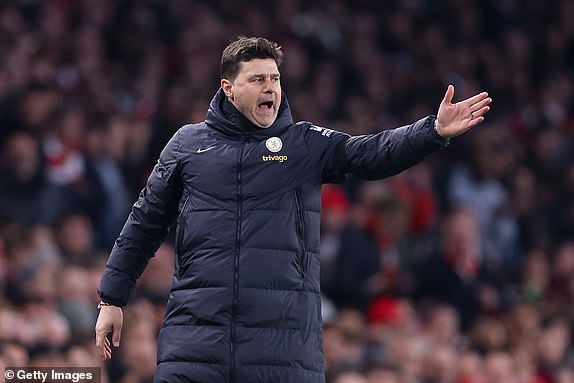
0, 0, 574, 382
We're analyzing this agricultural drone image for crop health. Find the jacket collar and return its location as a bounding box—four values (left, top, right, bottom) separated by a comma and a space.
205, 88, 293, 139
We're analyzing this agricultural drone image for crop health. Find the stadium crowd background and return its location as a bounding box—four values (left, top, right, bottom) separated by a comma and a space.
1, 0, 574, 382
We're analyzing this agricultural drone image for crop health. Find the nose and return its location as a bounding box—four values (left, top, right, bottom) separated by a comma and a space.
262, 78, 276, 93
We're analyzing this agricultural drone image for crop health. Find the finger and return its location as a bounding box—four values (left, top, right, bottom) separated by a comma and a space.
98, 342, 108, 360
470, 97, 492, 113
100, 337, 112, 360
462, 91, 489, 107
442, 84, 455, 105
96, 328, 111, 359
95, 331, 105, 351
112, 322, 122, 347
472, 105, 490, 119
97, 337, 106, 359
104, 337, 112, 359
103, 348, 111, 360
468, 107, 490, 127
469, 116, 485, 127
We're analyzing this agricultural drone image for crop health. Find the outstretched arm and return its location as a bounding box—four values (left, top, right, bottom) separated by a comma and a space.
306, 85, 492, 183
435, 85, 492, 138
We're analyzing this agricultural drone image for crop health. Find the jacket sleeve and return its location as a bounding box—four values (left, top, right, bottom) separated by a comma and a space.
304, 116, 449, 183
301, 122, 350, 183
341, 116, 448, 180
98, 130, 184, 307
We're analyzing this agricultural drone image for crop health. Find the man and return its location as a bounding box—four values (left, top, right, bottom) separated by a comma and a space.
414, 207, 503, 331
95, 36, 491, 382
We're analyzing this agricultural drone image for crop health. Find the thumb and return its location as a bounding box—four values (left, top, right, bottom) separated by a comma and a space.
112, 323, 122, 347
442, 84, 455, 105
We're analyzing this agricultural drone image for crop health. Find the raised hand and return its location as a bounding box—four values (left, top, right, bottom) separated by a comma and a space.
435, 85, 492, 139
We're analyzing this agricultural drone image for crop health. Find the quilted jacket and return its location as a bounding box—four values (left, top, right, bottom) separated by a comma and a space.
98, 89, 449, 383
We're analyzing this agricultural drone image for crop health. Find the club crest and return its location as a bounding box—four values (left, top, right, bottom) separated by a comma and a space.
265, 137, 283, 153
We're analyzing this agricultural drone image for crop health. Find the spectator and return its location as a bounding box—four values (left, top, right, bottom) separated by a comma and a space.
321, 184, 380, 311
415, 208, 504, 330
0, 1, 572, 382
0, 132, 74, 226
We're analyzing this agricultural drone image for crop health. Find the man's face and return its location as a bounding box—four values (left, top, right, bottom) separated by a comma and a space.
222, 58, 281, 128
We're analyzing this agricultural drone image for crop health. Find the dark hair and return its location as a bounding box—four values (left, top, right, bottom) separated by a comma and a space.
220, 36, 283, 81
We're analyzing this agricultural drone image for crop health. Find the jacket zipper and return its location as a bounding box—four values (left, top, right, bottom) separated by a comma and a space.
175, 195, 190, 278
230, 134, 246, 383
293, 188, 307, 278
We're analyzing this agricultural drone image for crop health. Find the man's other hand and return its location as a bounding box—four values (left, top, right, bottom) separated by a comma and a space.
95, 305, 123, 360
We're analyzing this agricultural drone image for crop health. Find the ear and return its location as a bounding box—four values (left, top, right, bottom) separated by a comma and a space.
221, 79, 234, 100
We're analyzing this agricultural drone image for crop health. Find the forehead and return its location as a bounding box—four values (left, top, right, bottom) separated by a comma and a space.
237, 58, 279, 77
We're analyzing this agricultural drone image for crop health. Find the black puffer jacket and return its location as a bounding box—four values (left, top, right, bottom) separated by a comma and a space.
98, 89, 448, 383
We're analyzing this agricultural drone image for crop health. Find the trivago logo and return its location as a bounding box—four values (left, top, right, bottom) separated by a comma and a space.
262, 155, 288, 163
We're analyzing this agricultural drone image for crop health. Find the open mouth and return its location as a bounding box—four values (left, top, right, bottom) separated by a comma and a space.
258, 101, 274, 110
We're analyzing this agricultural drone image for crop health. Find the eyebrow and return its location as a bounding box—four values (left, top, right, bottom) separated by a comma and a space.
248, 73, 280, 79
